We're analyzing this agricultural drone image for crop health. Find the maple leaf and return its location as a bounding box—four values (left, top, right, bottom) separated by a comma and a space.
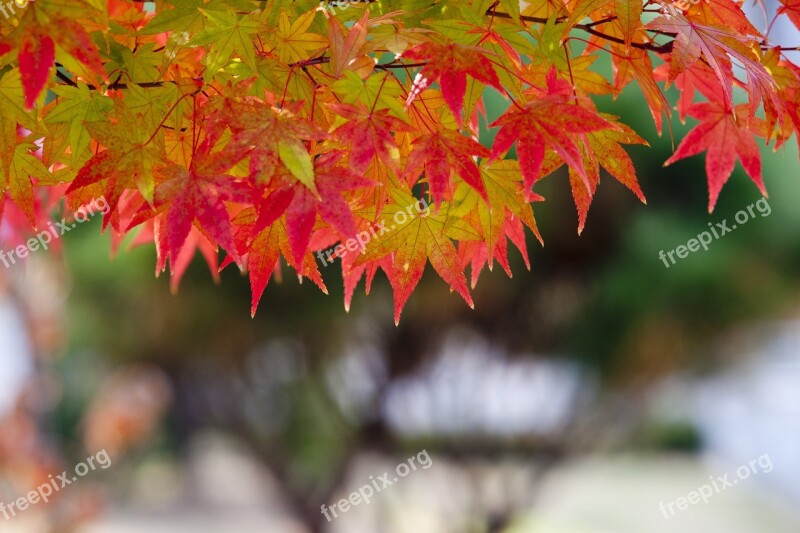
0, 0, 795, 321
153, 156, 252, 268
67, 104, 165, 220
612, 48, 669, 134
664, 102, 766, 212
19, 30, 55, 110
141, 0, 208, 35
402, 41, 503, 126
762, 47, 800, 149
331, 71, 408, 120
14, 4, 106, 108
779, 0, 800, 30
45, 83, 114, 165
190, 9, 262, 74
356, 191, 481, 323
253, 153, 374, 266
369, 23, 433, 56
458, 215, 529, 289
155, 216, 222, 295
490, 72, 614, 196
564, 0, 614, 34
271, 9, 328, 64
690, 0, 761, 37
614, 0, 643, 48
453, 159, 543, 285
405, 130, 490, 206
326, 9, 375, 77
654, 61, 721, 123
329, 102, 411, 173
566, 117, 648, 233
227, 207, 327, 317
204, 98, 326, 188
646, 12, 777, 113
2, 142, 52, 227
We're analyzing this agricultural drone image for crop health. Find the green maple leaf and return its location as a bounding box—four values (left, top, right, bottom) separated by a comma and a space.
190, 9, 263, 75
0, 71, 40, 134
141, 0, 208, 35
46, 83, 113, 166
331, 72, 408, 121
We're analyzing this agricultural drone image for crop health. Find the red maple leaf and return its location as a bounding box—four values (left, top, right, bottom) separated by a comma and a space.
254, 153, 374, 266
19, 30, 54, 110
646, 13, 777, 115
490, 78, 613, 196
664, 101, 766, 212
778, 0, 800, 31
17, 18, 105, 108
154, 157, 252, 267
402, 41, 503, 126
226, 207, 327, 317
203, 97, 325, 183
329, 103, 411, 173
405, 130, 490, 206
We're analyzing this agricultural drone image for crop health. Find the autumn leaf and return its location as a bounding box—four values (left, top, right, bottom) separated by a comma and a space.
664, 102, 766, 212
46, 83, 114, 165
405, 130, 490, 206
329, 103, 410, 173
490, 73, 614, 196
356, 191, 480, 323
615, 0, 643, 48
203, 97, 326, 188
569, 117, 648, 233
327, 9, 375, 77
0, 0, 795, 320
402, 41, 503, 126
453, 159, 543, 284
271, 9, 328, 63
646, 12, 776, 112
154, 158, 251, 267
778, 0, 800, 31
227, 207, 327, 316
68, 103, 164, 215
19, 30, 55, 110
2, 142, 52, 227
254, 153, 374, 265
190, 9, 262, 73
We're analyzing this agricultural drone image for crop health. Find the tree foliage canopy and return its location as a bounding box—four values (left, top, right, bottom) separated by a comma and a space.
1, 0, 798, 321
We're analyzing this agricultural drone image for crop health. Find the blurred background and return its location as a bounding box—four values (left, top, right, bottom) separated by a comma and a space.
2, 6, 800, 533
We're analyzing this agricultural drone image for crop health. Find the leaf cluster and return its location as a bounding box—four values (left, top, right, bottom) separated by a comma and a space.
1, 0, 798, 320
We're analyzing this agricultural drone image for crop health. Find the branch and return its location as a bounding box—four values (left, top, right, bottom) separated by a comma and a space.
51, 5, 682, 93
486, 8, 674, 53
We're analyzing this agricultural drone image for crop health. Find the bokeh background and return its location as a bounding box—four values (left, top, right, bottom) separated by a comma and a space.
1, 4, 800, 533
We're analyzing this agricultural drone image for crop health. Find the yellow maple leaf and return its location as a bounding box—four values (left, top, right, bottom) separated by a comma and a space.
271, 9, 327, 64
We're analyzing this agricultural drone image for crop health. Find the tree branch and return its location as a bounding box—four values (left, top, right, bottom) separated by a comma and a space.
486, 8, 674, 54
